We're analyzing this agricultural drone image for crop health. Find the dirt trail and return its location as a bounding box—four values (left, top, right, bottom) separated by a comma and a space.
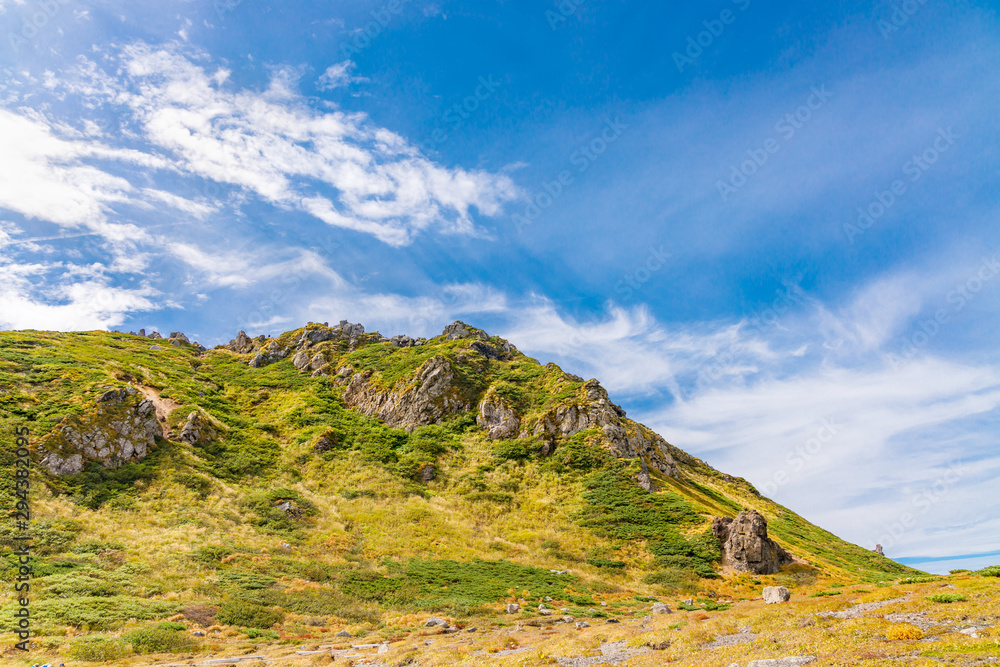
136, 385, 182, 423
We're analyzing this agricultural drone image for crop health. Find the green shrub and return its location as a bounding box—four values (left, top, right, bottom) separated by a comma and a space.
218, 570, 277, 590
216, 602, 284, 629
244, 628, 279, 639
37, 570, 121, 597
586, 558, 626, 569
69, 635, 131, 661
976, 565, 1000, 577
157, 621, 187, 631
926, 593, 967, 603
192, 544, 234, 565
492, 438, 538, 461
125, 625, 196, 653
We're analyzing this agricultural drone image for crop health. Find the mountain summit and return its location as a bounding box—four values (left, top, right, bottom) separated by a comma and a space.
0, 321, 925, 661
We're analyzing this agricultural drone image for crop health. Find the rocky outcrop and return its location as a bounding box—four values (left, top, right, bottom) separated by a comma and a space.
341, 355, 472, 429
477, 388, 520, 440
40, 387, 162, 476
531, 378, 680, 478
249, 340, 288, 368
177, 412, 214, 445
442, 321, 487, 341
227, 331, 256, 353
712, 510, 792, 575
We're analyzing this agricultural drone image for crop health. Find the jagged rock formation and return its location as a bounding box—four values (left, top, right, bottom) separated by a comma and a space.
177, 412, 214, 445
713, 510, 793, 574
341, 355, 472, 429
476, 388, 520, 440
530, 378, 680, 478
39, 387, 162, 475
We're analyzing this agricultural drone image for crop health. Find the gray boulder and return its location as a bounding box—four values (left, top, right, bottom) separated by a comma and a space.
651, 602, 672, 614
762, 586, 791, 604
506, 603, 520, 614
170, 332, 190, 343
713, 510, 792, 575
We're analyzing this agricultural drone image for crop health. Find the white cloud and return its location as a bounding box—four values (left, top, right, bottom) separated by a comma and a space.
501, 266, 1000, 561
0, 260, 158, 330
317, 60, 368, 90
74, 44, 521, 247
168, 243, 346, 289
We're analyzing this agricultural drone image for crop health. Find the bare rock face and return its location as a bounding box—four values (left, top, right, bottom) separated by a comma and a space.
477, 388, 520, 440
341, 355, 472, 429
40, 387, 162, 476
532, 378, 680, 478
712, 510, 793, 575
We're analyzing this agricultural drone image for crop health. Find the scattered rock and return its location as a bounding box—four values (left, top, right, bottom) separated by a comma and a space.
651, 602, 672, 614
763, 586, 792, 604
605, 618, 619, 623
561, 616, 574, 623
713, 510, 793, 575
506, 603, 521, 614
875, 544, 884, 556
704, 627, 757, 649
149, 345, 163, 351
647, 639, 672, 650
335, 630, 352, 638
424, 617, 447, 627
390, 335, 414, 347
816, 595, 910, 620
170, 332, 190, 343
419, 464, 436, 483
148, 331, 162, 339
575, 621, 589, 629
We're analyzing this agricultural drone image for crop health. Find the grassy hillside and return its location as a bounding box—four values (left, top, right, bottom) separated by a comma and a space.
0, 323, 927, 663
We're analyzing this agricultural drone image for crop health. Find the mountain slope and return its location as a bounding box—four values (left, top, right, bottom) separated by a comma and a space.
0, 321, 918, 652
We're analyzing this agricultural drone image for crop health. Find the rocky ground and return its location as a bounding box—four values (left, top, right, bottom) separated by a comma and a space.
5, 573, 996, 667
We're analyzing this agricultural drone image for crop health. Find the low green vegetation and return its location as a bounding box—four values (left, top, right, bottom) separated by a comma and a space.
0, 324, 924, 650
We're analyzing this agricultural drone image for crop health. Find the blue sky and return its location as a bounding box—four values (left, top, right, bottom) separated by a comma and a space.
1, 0, 998, 573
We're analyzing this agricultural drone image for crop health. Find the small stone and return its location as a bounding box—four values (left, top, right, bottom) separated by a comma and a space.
506, 603, 521, 614
575, 621, 589, 629
651, 602, 672, 614
606, 618, 619, 624
150, 345, 163, 351
561, 616, 574, 623
335, 630, 352, 637
465, 627, 477, 633
424, 617, 447, 627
